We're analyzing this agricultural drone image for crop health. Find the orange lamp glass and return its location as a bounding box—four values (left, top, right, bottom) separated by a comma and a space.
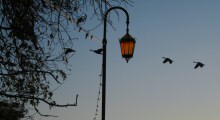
120, 33, 136, 63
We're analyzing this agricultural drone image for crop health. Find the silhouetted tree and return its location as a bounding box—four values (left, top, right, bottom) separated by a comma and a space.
0, 100, 27, 120
0, 0, 133, 118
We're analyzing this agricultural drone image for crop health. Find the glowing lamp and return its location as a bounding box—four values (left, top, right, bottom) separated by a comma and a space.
120, 33, 136, 63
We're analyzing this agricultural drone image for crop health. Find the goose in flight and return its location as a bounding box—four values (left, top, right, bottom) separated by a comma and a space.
64, 48, 76, 54
193, 61, 205, 69
90, 48, 103, 55
162, 57, 173, 64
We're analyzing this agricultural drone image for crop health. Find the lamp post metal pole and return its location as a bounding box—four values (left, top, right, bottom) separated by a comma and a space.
102, 6, 130, 120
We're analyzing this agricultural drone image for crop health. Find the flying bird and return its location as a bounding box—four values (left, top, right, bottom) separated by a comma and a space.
162, 57, 173, 64
193, 61, 205, 69
90, 48, 103, 55
64, 48, 76, 54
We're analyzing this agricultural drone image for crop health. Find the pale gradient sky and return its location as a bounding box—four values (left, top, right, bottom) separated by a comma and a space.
33, 0, 220, 120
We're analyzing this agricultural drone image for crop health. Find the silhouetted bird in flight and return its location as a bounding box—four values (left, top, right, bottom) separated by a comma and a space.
90, 48, 103, 55
64, 48, 76, 54
162, 57, 173, 64
193, 61, 205, 69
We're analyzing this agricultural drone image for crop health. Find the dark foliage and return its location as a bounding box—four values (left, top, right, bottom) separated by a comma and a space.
0, 100, 27, 120
0, 0, 133, 118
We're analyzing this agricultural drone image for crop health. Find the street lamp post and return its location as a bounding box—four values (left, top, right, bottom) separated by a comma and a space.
102, 6, 136, 120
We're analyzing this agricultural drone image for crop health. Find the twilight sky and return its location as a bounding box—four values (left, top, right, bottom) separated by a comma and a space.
33, 0, 220, 120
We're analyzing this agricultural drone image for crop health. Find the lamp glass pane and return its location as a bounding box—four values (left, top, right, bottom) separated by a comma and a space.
121, 41, 134, 57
